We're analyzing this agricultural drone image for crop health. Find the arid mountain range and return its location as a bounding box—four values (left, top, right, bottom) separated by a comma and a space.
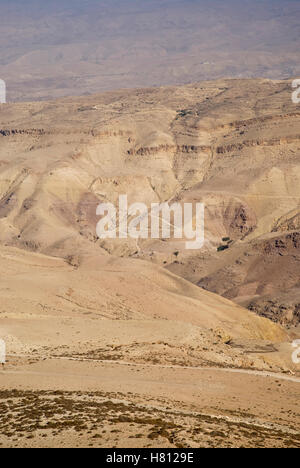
0, 78, 299, 447
0, 78, 299, 327
0, 0, 300, 101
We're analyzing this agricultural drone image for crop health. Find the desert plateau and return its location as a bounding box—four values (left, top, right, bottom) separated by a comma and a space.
0, 77, 299, 448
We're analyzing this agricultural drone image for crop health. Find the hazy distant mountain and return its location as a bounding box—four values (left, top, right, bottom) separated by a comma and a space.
0, 0, 299, 100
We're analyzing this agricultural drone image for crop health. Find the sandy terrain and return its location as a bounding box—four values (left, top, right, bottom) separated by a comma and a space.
0, 79, 299, 447
1, 361, 299, 448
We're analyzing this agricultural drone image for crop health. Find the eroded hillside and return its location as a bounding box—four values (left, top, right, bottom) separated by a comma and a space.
1, 79, 300, 448
0, 79, 299, 327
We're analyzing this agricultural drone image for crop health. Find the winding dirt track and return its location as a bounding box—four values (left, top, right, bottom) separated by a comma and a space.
2, 356, 300, 383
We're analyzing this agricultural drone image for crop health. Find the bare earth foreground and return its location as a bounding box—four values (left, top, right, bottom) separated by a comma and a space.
0, 79, 299, 448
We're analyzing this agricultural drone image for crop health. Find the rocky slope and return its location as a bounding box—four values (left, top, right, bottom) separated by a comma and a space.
1, 78, 300, 449
0, 78, 299, 329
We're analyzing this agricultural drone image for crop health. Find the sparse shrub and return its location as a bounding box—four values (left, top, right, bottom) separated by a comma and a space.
217, 245, 229, 252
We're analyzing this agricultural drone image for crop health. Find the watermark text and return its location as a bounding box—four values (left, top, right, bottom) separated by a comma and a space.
96, 195, 205, 250
292, 340, 300, 364
0, 79, 6, 104
292, 79, 300, 104
0, 339, 6, 365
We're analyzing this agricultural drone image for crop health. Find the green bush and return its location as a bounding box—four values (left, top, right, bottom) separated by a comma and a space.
217, 245, 229, 252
